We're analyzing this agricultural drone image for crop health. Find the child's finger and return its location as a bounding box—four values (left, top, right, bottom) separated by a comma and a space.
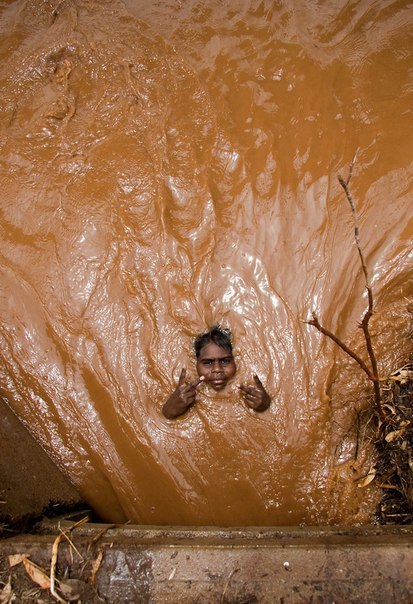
253, 375, 263, 388
178, 367, 187, 385
191, 376, 205, 389
239, 385, 258, 399
239, 383, 258, 393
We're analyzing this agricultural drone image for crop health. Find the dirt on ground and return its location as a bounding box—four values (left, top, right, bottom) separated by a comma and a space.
0, 397, 83, 537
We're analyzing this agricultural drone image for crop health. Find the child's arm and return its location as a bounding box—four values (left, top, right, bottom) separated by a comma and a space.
239, 375, 271, 412
162, 368, 205, 419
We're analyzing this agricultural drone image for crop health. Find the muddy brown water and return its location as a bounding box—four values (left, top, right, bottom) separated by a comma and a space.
0, 0, 412, 526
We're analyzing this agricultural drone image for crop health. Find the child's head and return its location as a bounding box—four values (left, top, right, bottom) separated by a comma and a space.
194, 325, 233, 358
194, 325, 236, 391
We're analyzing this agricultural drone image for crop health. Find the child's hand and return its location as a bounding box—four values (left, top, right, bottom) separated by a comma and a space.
162, 368, 205, 419
239, 375, 271, 412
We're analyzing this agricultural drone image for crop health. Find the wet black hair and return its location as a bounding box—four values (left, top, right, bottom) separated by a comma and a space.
194, 325, 233, 358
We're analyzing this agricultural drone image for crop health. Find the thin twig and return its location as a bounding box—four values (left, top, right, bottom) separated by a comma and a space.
87, 524, 115, 552
337, 162, 382, 417
306, 313, 374, 381
221, 569, 236, 603
59, 527, 84, 561
344, 150, 358, 186
337, 175, 369, 285
354, 408, 361, 460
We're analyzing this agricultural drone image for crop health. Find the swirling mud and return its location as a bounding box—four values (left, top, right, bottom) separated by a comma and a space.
0, 0, 412, 525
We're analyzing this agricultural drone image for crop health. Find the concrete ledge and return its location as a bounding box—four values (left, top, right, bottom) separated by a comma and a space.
1, 521, 412, 603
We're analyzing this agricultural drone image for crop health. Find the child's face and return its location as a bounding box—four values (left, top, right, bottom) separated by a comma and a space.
196, 342, 237, 391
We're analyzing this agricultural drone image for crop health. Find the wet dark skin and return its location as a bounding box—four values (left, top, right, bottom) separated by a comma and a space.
162, 342, 271, 419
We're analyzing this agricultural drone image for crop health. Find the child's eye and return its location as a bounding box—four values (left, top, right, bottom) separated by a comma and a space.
203, 360, 212, 365
220, 358, 230, 365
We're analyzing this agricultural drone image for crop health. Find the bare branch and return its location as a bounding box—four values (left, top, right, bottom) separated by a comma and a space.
344, 150, 358, 186
337, 169, 379, 384
337, 174, 370, 290
307, 155, 384, 420
306, 313, 375, 381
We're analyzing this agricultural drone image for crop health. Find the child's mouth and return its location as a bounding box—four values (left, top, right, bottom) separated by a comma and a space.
210, 377, 226, 389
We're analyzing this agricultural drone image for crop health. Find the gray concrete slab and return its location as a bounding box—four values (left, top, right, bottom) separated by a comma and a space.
1, 520, 412, 603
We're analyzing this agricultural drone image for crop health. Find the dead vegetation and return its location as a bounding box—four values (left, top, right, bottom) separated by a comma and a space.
0, 515, 107, 603
307, 155, 413, 524
376, 363, 413, 523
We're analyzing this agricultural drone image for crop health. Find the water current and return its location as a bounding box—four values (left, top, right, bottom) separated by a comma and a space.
0, 0, 412, 525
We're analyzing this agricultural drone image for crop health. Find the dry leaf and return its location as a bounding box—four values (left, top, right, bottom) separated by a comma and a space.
22, 559, 50, 590
89, 549, 103, 585
0, 576, 14, 604
8, 553, 29, 567
385, 430, 403, 443
358, 468, 376, 488
389, 365, 413, 384
50, 533, 66, 603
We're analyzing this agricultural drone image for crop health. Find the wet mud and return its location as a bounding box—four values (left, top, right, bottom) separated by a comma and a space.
0, 0, 412, 525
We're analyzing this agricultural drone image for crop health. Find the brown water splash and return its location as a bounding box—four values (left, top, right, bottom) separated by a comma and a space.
0, 0, 412, 525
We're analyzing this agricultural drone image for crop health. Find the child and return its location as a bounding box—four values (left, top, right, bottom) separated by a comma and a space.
162, 325, 271, 419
